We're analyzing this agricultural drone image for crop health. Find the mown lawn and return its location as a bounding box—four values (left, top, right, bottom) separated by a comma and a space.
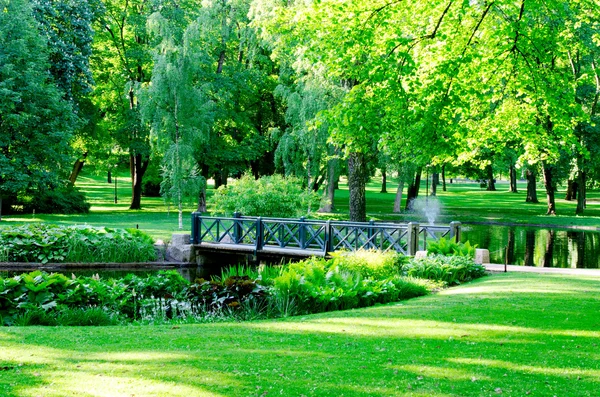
1, 272, 599, 396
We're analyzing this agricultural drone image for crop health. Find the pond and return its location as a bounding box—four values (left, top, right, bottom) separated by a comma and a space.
461, 224, 600, 268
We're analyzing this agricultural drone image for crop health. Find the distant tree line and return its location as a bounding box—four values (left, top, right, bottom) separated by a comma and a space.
1, 0, 598, 220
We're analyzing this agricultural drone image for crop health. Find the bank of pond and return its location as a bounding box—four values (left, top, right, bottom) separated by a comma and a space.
462, 224, 600, 268
0, 250, 486, 326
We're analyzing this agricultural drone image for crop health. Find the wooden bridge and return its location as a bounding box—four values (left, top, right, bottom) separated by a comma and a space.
191, 213, 461, 259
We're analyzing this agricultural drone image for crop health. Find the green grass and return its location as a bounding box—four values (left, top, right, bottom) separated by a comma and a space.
1, 173, 599, 241
325, 177, 600, 229
0, 272, 598, 396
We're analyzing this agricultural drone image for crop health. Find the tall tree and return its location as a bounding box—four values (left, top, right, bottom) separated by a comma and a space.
0, 0, 75, 215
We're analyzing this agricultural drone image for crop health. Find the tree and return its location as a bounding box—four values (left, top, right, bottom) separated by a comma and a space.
0, 0, 75, 216
141, 10, 210, 229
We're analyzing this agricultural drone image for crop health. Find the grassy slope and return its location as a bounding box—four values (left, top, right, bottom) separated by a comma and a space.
1, 173, 599, 240
1, 272, 599, 397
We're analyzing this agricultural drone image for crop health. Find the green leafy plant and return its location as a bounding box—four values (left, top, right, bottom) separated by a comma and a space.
208, 174, 321, 217
406, 255, 487, 285
426, 237, 477, 258
0, 224, 156, 263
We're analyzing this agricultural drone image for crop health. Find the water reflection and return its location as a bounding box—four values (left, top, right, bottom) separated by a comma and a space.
462, 225, 600, 268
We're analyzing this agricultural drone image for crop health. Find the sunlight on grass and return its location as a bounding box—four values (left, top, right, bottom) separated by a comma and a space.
395, 364, 492, 382
21, 370, 231, 397
448, 358, 600, 379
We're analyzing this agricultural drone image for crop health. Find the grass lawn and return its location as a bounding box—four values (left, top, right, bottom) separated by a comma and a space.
1, 272, 599, 396
1, 173, 599, 240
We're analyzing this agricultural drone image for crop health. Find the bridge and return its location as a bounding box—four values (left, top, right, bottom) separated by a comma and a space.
191, 213, 461, 259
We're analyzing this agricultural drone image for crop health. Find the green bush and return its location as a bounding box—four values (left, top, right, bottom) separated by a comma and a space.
426, 237, 477, 257
208, 174, 321, 217
24, 183, 90, 214
330, 250, 406, 279
0, 224, 156, 263
406, 255, 487, 285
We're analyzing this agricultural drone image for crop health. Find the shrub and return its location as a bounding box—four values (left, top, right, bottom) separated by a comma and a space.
406, 255, 487, 285
426, 237, 477, 258
24, 183, 90, 214
208, 174, 321, 217
330, 250, 406, 279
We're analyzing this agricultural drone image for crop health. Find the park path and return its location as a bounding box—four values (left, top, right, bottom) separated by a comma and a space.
484, 263, 600, 276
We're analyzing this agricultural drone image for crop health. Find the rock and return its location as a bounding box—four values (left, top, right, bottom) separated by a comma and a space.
414, 250, 428, 259
171, 234, 190, 246
474, 248, 490, 264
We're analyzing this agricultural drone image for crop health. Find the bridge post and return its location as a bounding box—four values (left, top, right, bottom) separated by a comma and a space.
450, 221, 461, 243
191, 212, 199, 244
233, 212, 242, 244
407, 222, 420, 256
299, 216, 306, 249
255, 217, 263, 253
324, 220, 332, 255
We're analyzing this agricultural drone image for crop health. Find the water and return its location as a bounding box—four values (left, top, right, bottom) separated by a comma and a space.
461, 224, 600, 268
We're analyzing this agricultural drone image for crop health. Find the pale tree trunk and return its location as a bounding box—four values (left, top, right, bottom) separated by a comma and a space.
393, 179, 405, 213
348, 152, 366, 222
319, 155, 337, 213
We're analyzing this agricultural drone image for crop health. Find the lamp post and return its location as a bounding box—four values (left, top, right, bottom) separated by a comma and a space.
114, 165, 118, 204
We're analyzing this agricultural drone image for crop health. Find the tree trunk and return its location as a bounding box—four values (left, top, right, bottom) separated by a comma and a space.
69, 152, 88, 184
405, 168, 422, 210
393, 179, 405, 213
576, 170, 586, 215
441, 164, 447, 191
319, 157, 337, 213
348, 152, 367, 222
431, 173, 438, 196
380, 168, 387, 193
509, 164, 518, 193
542, 162, 556, 215
129, 153, 149, 210
486, 164, 496, 191
197, 164, 209, 212
565, 179, 575, 200
526, 168, 539, 203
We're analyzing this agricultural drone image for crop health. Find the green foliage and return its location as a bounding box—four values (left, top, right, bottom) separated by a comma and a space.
209, 174, 321, 217
427, 237, 477, 258
0, 224, 156, 263
330, 250, 406, 279
24, 183, 91, 214
272, 256, 428, 314
0, 0, 76, 201
406, 255, 487, 286
185, 276, 269, 314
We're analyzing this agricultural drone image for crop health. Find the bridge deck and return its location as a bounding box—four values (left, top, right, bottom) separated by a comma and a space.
195, 242, 326, 258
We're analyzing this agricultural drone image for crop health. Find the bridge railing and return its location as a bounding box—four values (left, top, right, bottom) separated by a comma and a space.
191, 213, 460, 256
